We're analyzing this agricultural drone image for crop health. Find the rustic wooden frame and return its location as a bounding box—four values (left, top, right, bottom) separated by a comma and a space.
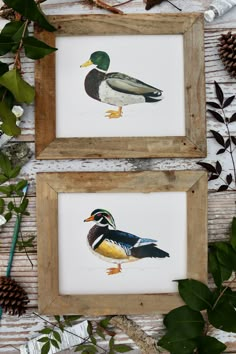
37, 171, 208, 315
35, 13, 206, 159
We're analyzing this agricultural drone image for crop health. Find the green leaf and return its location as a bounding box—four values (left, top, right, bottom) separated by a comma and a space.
22, 210, 30, 216
0, 35, 14, 55
0, 198, 4, 214
90, 336, 97, 345
54, 315, 60, 323
0, 101, 21, 136
109, 337, 115, 349
0, 174, 8, 184
0, 62, 9, 76
208, 300, 236, 332
74, 344, 97, 353
39, 328, 53, 335
1, 21, 28, 43
113, 344, 133, 352
230, 217, 236, 251
0, 68, 34, 104
177, 279, 213, 311
0, 87, 14, 108
15, 180, 27, 192
164, 306, 204, 339
63, 315, 81, 322
208, 249, 232, 287
23, 36, 57, 59
8, 201, 14, 211
53, 330, 61, 343
96, 328, 105, 340
0, 185, 12, 196
158, 332, 197, 354
19, 197, 28, 213
4, 0, 56, 32
196, 336, 226, 354
4, 211, 12, 221
41, 341, 50, 354
215, 242, 236, 270
9, 166, 21, 178
99, 317, 111, 328
87, 321, 93, 336
17, 236, 35, 250
37, 337, 49, 343
0, 153, 11, 175
50, 339, 60, 349
212, 287, 236, 308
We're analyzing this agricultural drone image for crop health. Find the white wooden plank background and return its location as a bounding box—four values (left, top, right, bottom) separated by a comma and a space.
0, 0, 236, 353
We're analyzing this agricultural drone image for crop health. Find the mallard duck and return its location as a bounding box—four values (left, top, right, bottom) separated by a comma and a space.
80, 51, 163, 119
84, 209, 169, 275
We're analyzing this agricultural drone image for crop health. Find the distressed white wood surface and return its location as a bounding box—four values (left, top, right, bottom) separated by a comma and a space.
0, 0, 236, 353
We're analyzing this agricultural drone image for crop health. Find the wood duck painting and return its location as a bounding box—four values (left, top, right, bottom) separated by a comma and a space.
84, 208, 169, 275
80, 51, 163, 119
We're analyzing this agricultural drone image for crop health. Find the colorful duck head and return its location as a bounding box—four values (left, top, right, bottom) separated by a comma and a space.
80, 51, 110, 71
84, 208, 116, 229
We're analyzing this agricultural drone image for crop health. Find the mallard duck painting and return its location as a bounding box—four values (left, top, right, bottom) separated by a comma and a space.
80, 51, 163, 119
84, 209, 169, 275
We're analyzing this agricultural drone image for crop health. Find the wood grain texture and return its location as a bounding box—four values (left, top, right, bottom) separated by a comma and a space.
34, 30, 56, 158
35, 13, 206, 159
36, 171, 207, 315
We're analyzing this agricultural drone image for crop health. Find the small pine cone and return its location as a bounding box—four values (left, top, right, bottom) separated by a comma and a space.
218, 31, 236, 78
0, 276, 29, 316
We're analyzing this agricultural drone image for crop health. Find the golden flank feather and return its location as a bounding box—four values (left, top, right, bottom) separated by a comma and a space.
96, 240, 129, 259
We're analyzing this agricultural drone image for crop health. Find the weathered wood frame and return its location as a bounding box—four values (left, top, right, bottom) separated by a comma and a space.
35, 13, 206, 159
37, 171, 208, 315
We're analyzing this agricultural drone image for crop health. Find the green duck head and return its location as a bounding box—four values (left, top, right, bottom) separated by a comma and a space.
84, 208, 116, 229
80, 51, 110, 71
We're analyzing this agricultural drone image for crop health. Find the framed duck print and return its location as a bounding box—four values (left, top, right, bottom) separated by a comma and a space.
37, 170, 208, 315
35, 13, 206, 159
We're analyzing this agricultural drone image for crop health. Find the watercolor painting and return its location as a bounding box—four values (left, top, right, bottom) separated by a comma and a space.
58, 191, 187, 295
56, 35, 185, 139
84, 208, 169, 275
80, 51, 163, 119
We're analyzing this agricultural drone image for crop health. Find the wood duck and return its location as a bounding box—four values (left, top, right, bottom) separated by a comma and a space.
80, 51, 163, 119
84, 209, 169, 275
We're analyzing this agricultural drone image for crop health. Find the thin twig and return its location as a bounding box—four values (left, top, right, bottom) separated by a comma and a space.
223, 110, 236, 188
19, 230, 34, 268
13, 19, 29, 71
93, 0, 124, 14
112, 0, 133, 8
212, 274, 236, 310
166, 0, 182, 11
0, 344, 20, 352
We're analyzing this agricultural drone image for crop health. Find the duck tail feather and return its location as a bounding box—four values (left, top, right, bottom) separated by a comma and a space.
145, 96, 162, 102
131, 244, 169, 258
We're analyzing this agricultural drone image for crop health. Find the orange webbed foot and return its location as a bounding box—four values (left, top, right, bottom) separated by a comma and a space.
105, 107, 123, 119
106, 264, 122, 275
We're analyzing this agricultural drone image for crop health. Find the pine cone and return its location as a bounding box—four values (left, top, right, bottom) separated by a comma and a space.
218, 31, 236, 78
0, 276, 29, 316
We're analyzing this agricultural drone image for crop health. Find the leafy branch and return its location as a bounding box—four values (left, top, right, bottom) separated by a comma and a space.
157, 217, 236, 354
0, 152, 29, 222
0, 152, 33, 265
0, 0, 57, 137
34, 313, 132, 354
198, 81, 236, 192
